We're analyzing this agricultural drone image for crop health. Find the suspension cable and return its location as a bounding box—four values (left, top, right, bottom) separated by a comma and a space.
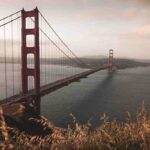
29, 17, 83, 67
39, 25, 82, 66
0, 10, 21, 22
38, 10, 89, 68
0, 16, 21, 28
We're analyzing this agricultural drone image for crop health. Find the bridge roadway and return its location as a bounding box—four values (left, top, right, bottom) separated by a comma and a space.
0, 65, 111, 105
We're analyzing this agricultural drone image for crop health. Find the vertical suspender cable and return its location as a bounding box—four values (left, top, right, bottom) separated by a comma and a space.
61, 43, 62, 79
4, 24, 7, 99
40, 15, 42, 86
40, 15, 44, 85
44, 22, 46, 84
49, 30, 51, 83
48, 32, 50, 82
51, 34, 53, 80
17, 13, 21, 93
11, 16, 15, 95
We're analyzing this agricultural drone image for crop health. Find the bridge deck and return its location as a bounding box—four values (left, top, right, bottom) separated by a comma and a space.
0, 65, 110, 105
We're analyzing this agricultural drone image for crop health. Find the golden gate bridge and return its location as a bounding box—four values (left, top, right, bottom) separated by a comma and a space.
0, 8, 114, 114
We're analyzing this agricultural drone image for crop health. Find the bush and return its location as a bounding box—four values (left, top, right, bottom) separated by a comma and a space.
1, 105, 150, 150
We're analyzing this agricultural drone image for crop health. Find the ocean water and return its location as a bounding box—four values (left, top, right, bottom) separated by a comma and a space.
41, 67, 150, 128
1, 63, 150, 128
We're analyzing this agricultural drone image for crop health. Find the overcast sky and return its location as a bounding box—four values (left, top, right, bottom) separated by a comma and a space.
0, 0, 150, 59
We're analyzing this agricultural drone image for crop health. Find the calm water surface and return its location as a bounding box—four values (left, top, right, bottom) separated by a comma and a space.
41, 67, 150, 128
1, 64, 150, 128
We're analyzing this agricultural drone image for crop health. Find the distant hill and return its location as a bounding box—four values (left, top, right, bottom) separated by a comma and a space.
0, 56, 150, 69
82, 55, 107, 59
79, 57, 150, 69
134, 59, 150, 63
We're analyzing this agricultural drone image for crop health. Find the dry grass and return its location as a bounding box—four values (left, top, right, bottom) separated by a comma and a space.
1, 105, 150, 150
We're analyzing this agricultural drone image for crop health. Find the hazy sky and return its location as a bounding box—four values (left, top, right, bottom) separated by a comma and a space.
0, 0, 150, 59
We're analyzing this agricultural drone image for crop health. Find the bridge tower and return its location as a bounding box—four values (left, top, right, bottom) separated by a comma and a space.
108, 49, 113, 72
21, 8, 41, 114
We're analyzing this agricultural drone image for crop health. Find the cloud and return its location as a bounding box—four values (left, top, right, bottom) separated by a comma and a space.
0, 0, 150, 58
118, 0, 150, 6
135, 0, 150, 4
133, 24, 150, 37
117, 23, 150, 40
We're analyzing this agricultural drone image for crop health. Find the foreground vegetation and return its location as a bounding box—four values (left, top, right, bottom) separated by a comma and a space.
1, 105, 150, 150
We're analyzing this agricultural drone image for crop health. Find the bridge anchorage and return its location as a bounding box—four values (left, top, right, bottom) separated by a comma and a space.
0, 7, 114, 115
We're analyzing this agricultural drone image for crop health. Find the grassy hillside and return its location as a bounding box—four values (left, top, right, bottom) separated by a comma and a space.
1, 104, 150, 150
